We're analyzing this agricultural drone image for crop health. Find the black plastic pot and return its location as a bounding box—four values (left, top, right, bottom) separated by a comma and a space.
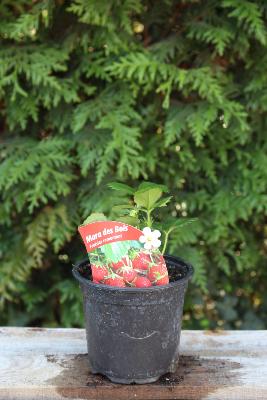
72, 255, 193, 384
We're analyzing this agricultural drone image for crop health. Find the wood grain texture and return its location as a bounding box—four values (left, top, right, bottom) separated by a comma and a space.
0, 328, 266, 400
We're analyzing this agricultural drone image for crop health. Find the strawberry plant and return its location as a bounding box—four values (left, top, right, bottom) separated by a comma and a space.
82, 182, 196, 287
108, 181, 197, 256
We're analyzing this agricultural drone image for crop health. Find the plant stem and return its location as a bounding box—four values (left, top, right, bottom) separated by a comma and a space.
162, 231, 170, 254
147, 210, 152, 227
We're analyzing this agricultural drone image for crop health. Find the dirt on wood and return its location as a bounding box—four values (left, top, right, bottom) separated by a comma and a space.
204, 330, 228, 336
46, 353, 241, 400
27, 327, 44, 332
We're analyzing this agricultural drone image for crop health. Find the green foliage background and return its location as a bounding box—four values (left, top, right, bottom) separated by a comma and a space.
1, 0, 267, 329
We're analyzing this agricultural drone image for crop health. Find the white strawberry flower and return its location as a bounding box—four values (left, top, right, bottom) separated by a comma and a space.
139, 227, 161, 250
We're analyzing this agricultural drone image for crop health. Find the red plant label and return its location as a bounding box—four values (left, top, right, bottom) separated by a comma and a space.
78, 221, 142, 252
78, 221, 169, 288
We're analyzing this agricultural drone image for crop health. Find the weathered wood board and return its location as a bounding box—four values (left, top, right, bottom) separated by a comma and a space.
0, 328, 266, 400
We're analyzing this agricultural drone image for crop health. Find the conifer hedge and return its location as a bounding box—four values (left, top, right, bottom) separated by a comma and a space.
1, 0, 267, 328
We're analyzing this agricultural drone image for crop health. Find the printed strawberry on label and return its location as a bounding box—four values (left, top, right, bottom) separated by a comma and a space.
147, 263, 168, 283
112, 257, 128, 271
130, 250, 151, 271
91, 264, 109, 282
105, 274, 126, 287
148, 264, 169, 285
154, 275, 169, 286
134, 276, 152, 288
117, 266, 137, 283
153, 253, 166, 268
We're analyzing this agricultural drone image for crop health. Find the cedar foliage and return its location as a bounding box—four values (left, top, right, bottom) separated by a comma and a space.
0, 0, 267, 329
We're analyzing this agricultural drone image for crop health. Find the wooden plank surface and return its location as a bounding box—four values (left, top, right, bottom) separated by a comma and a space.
0, 328, 267, 400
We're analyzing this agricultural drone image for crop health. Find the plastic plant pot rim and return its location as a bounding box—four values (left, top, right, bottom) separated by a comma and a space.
72, 254, 194, 293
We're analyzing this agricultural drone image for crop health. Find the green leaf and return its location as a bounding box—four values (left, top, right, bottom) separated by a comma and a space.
82, 212, 107, 225
134, 188, 163, 210
111, 204, 132, 212
137, 181, 168, 193
108, 182, 135, 194
116, 215, 139, 226
154, 196, 173, 208
163, 218, 198, 233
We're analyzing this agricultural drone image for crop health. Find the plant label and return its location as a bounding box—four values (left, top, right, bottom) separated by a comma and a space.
79, 221, 169, 287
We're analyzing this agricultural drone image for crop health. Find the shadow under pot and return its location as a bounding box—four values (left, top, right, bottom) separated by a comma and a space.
72, 254, 194, 384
